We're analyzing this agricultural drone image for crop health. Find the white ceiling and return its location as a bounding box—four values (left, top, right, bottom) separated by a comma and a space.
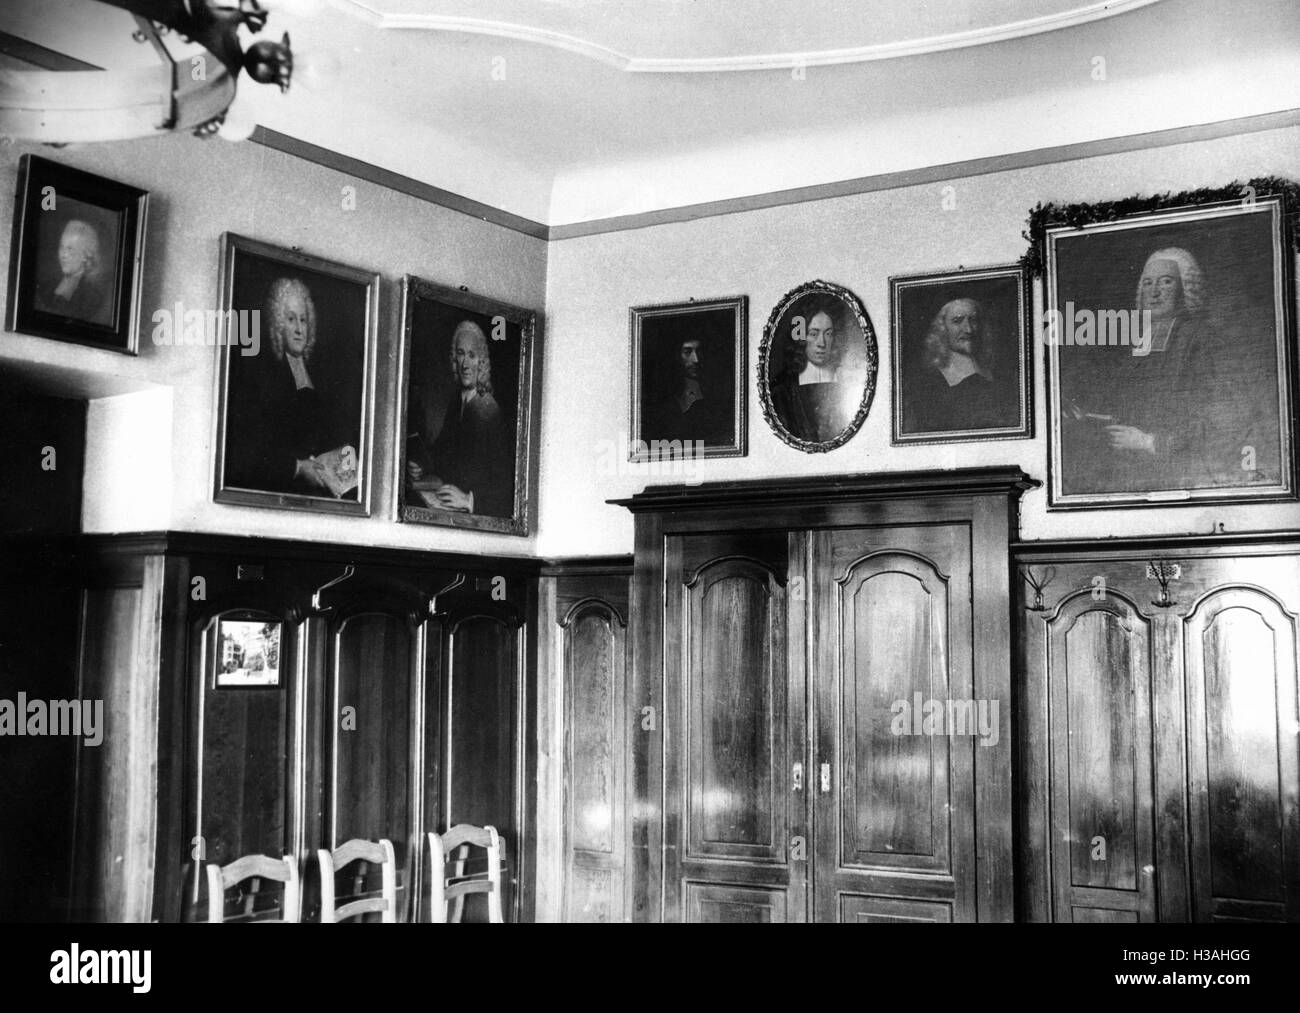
14, 0, 1300, 225
338, 0, 1166, 68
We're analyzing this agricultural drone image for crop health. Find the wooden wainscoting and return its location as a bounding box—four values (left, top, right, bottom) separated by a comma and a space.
1016, 532, 1300, 923
537, 558, 632, 923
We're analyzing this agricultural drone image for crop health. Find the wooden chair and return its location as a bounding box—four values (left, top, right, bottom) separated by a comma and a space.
206, 853, 300, 923
317, 838, 397, 923
427, 824, 504, 923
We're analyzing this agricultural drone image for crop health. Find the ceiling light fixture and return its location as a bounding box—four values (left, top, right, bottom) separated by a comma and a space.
0, 0, 327, 144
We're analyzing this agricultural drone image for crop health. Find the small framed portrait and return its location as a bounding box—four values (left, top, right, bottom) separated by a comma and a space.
214, 617, 282, 689
758, 279, 878, 452
212, 234, 379, 516
396, 276, 538, 535
629, 296, 747, 461
1037, 188, 1296, 508
890, 265, 1031, 445
5, 155, 148, 354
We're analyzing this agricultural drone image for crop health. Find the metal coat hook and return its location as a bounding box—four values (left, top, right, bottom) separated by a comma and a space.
311, 564, 356, 613
429, 573, 465, 617
1023, 566, 1055, 614
1147, 560, 1181, 609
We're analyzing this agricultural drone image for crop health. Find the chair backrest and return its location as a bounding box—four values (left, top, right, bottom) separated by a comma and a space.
317, 838, 397, 923
206, 853, 300, 923
427, 824, 504, 923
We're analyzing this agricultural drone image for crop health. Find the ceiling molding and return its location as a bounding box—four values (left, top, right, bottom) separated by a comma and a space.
336, 0, 1167, 73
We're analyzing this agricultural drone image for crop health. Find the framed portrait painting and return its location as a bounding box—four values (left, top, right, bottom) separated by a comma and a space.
212, 234, 379, 515
396, 277, 538, 536
1040, 191, 1296, 508
6, 155, 148, 354
629, 296, 746, 461
890, 265, 1031, 445
758, 279, 878, 453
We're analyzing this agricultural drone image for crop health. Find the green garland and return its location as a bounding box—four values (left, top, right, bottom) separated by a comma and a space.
1020, 176, 1300, 276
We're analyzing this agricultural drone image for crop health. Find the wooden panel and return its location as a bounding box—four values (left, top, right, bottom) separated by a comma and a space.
841, 895, 954, 923
1185, 587, 1300, 922
329, 612, 413, 917
569, 610, 619, 854
1072, 905, 1138, 923
566, 863, 615, 922
686, 557, 784, 862
69, 586, 143, 922
444, 614, 520, 922
685, 882, 787, 923
666, 531, 798, 923
1048, 591, 1156, 922
562, 597, 626, 922
843, 560, 949, 869
194, 613, 292, 921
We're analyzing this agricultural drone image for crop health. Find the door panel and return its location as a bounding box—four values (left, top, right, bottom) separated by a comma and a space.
841, 895, 953, 923
442, 614, 523, 922
189, 609, 295, 922
687, 558, 782, 861
666, 531, 802, 921
1185, 586, 1300, 922
813, 525, 974, 922
686, 882, 788, 923
328, 612, 414, 918
1047, 592, 1157, 922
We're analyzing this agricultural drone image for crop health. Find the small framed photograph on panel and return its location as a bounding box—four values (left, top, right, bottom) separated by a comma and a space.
214, 617, 282, 688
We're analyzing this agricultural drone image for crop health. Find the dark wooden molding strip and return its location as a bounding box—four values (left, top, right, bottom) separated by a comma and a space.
1013, 530, 1300, 559
539, 554, 634, 575
251, 111, 1299, 243
2, 530, 545, 574
250, 127, 550, 240
549, 108, 1300, 239
611, 466, 1038, 513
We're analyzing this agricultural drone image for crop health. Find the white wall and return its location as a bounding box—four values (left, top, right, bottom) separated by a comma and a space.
537, 124, 1300, 557
0, 133, 549, 555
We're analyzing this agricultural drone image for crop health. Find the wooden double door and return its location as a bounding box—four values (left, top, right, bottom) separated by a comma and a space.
665, 523, 978, 923
1017, 544, 1300, 922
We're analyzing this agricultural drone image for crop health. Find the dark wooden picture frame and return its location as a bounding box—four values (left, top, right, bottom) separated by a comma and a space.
629, 295, 747, 462
758, 279, 878, 453
6, 154, 148, 354
396, 276, 538, 536
890, 264, 1031, 446
1034, 186, 1297, 509
212, 233, 380, 516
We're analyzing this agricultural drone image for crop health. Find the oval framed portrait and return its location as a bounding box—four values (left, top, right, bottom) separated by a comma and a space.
758, 279, 879, 452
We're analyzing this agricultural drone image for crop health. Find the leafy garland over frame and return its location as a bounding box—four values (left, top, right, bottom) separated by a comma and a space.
1020, 176, 1300, 276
